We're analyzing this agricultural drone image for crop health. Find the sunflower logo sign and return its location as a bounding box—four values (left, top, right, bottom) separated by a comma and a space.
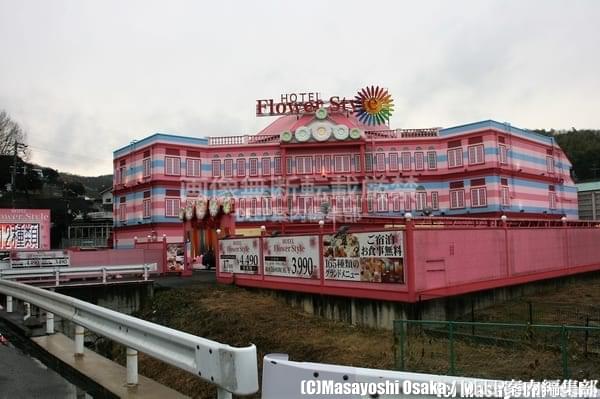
354, 86, 394, 126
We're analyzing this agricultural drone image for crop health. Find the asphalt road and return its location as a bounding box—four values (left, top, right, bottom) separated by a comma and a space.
0, 340, 85, 399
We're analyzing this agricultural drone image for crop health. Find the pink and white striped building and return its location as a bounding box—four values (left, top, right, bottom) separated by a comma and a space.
112, 112, 577, 249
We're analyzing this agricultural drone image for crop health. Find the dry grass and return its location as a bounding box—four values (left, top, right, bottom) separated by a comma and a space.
110, 276, 600, 398
119, 283, 393, 398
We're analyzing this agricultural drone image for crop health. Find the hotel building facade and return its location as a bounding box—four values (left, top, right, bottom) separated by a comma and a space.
112, 111, 577, 250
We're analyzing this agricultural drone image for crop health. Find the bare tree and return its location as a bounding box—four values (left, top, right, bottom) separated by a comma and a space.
0, 110, 29, 158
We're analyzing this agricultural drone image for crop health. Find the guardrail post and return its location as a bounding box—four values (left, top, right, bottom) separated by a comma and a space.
126, 347, 138, 386
217, 387, 233, 399
75, 325, 85, 356
102, 268, 107, 284
143, 265, 149, 281
448, 321, 456, 375
561, 325, 569, 379
24, 302, 31, 320
46, 312, 54, 334
6, 295, 13, 312
55, 269, 60, 287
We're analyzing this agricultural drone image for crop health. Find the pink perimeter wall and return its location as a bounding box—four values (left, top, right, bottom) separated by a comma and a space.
218, 220, 600, 303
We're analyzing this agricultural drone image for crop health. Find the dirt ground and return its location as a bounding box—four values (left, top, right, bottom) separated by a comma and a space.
115, 276, 600, 398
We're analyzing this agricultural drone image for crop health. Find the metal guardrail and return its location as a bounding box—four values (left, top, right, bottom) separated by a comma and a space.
261, 354, 508, 399
0, 280, 259, 398
0, 264, 157, 286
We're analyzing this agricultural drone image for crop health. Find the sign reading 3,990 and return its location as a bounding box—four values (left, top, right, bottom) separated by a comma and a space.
263, 236, 320, 279
219, 238, 260, 274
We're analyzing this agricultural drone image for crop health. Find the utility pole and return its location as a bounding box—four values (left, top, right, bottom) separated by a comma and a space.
11, 140, 27, 208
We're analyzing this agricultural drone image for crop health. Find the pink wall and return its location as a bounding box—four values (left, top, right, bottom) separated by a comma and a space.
69, 248, 166, 274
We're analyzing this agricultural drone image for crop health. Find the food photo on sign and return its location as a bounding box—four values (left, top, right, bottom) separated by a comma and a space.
166, 243, 185, 271
323, 231, 404, 284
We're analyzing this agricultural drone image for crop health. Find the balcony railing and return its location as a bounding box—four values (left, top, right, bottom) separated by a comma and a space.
364, 128, 439, 139
208, 134, 280, 146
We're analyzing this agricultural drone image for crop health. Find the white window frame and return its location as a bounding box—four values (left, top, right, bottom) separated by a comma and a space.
447, 148, 463, 168
262, 197, 273, 216
470, 187, 487, 208
546, 156, 555, 174
186, 158, 201, 177
353, 154, 361, 172
165, 198, 180, 217
224, 158, 233, 178
468, 144, 485, 165
118, 203, 127, 221
211, 159, 221, 177
143, 158, 152, 177
415, 191, 427, 211
238, 198, 246, 217
262, 157, 271, 176
431, 191, 439, 210
376, 153, 386, 172
249, 158, 258, 177
401, 152, 411, 171
274, 157, 282, 175
236, 159, 246, 177
389, 153, 399, 171
427, 151, 437, 170
143, 198, 152, 218
393, 194, 403, 212
549, 191, 557, 210
499, 145, 508, 165
165, 156, 181, 176
500, 185, 510, 206
414, 152, 425, 171
450, 189, 465, 209
365, 154, 373, 172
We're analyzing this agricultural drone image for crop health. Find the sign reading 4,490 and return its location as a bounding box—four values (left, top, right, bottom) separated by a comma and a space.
263, 236, 320, 279
219, 238, 260, 274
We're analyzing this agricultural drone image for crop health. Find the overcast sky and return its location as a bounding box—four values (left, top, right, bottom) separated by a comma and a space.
1, 0, 599, 176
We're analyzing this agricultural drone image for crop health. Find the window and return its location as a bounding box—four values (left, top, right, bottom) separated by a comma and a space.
414, 152, 424, 171
236, 159, 246, 177
262, 157, 271, 175
376, 153, 386, 172
250, 198, 257, 216
546, 156, 555, 174
343, 196, 352, 213
143, 157, 152, 177
365, 153, 373, 172
118, 197, 127, 221
306, 197, 314, 215
186, 158, 201, 177
447, 148, 463, 168
238, 198, 246, 217
393, 194, 403, 211
501, 186, 510, 206
274, 157, 282, 175
334, 155, 351, 173
401, 152, 411, 171
143, 199, 151, 218
323, 155, 331, 173
376, 193, 388, 212
275, 197, 283, 214
165, 156, 181, 176
165, 198, 180, 217
296, 156, 313, 174
431, 191, 439, 210
224, 159, 233, 178
353, 154, 361, 172
116, 166, 126, 184
298, 197, 305, 215
499, 145, 508, 164
249, 158, 258, 176
211, 159, 221, 177
468, 145, 485, 165
549, 186, 557, 209
314, 156, 322, 174
367, 195, 374, 212
404, 193, 412, 211
416, 191, 427, 211
286, 158, 294, 174
262, 197, 272, 216
389, 153, 399, 171
450, 190, 465, 209
471, 187, 487, 208
427, 151, 437, 170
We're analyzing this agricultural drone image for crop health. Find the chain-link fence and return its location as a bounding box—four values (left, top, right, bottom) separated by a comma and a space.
394, 320, 600, 380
